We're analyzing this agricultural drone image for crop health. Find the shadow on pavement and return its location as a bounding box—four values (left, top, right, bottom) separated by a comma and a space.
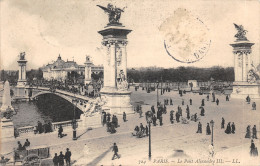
87, 147, 112, 166
76, 128, 92, 140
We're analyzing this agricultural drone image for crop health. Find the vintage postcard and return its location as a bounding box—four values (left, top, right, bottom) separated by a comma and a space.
0, 0, 260, 165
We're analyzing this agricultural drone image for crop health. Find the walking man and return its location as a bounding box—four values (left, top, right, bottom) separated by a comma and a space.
190, 99, 192, 105
253, 125, 257, 139
186, 105, 190, 120
65, 148, 71, 166
58, 151, 65, 166
216, 98, 219, 105
112, 143, 120, 160
252, 102, 256, 110
53, 153, 59, 166
197, 122, 202, 133
206, 123, 211, 135
221, 117, 225, 129
123, 112, 127, 122
58, 125, 63, 138
231, 122, 235, 134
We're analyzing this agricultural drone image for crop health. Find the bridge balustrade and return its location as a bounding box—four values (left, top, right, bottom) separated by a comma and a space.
15, 119, 82, 137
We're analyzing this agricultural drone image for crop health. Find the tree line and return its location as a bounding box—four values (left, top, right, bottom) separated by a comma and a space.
127, 66, 234, 83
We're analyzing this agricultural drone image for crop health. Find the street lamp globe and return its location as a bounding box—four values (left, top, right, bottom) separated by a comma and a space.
210, 120, 214, 127
146, 111, 153, 123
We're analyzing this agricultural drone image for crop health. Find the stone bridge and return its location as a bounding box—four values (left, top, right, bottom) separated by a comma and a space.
14, 86, 95, 112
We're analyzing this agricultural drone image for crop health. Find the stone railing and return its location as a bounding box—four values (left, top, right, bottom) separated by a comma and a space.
16, 119, 82, 137
52, 119, 81, 130
16, 126, 35, 137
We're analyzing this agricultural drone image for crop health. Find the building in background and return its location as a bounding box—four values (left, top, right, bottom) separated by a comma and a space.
41, 55, 103, 84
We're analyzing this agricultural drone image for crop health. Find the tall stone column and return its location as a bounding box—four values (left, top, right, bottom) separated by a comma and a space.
121, 42, 128, 80
17, 52, 27, 87
84, 56, 93, 85
109, 42, 117, 89
230, 23, 260, 99
98, 25, 132, 114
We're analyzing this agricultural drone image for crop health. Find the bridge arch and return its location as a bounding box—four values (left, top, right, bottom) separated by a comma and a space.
31, 91, 85, 111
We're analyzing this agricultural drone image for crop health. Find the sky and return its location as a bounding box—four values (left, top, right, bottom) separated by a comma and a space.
0, 0, 259, 70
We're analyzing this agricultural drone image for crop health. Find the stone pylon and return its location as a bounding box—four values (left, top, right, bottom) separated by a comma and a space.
1, 81, 13, 112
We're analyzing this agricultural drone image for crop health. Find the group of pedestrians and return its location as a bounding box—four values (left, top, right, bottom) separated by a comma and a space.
34, 121, 53, 134
132, 123, 148, 138
17, 139, 31, 151
53, 148, 72, 166
245, 125, 258, 139
221, 117, 236, 134
164, 98, 173, 105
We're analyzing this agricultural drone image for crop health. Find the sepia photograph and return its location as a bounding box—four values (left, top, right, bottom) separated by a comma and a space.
0, 0, 260, 165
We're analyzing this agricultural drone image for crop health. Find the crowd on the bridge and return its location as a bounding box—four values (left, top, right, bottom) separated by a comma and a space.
30, 79, 102, 98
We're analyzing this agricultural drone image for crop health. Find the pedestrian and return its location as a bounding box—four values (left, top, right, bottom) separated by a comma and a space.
23, 139, 30, 148
252, 125, 257, 139
58, 151, 65, 166
226, 95, 229, 101
212, 93, 215, 102
186, 105, 190, 120
250, 139, 257, 157
123, 112, 127, 122
115, 115, 119, 127
170, 98, 173, 105
65, 148, 71, 166
246, 95, 251, 104
189, 99, 192, 105
194, 113, 197, 122
17, 141, 23, 151
197, 122, 202, 133
140, 123, 145, 132
231, 122, 235, 134
134, 125, 140, 135
176, 112, 180, 123
0, 156, 10, 166
102, 111, 107, 126
221, 117, 225, 129
112, 143, 120, 160
225, 122, 231, 134
37, 121, 43, 134
200, 107, 205, 116
201, 99, 205, 106
252, 102, 256, 110
170, 111, 174, 124
151, 105, 155, 114
216, 98, 219, 105
245, 125, 251, 138
58, 125, 63, 138
107, 113, 111, 122
53, 153, 59, 166
206, 123, 211, 135
152, 115, 157, 126
159, 116, 163, 126
207, 94, 209, 101
182, 99, 184, 106
139, 106, 143, 118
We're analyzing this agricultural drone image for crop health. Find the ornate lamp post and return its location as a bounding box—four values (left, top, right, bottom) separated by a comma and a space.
72, 98, 78, 140
210, 120, 214, 146
146, 111, 153, 160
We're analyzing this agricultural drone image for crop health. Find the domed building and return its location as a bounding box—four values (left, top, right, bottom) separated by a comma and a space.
41, 55, 103, 84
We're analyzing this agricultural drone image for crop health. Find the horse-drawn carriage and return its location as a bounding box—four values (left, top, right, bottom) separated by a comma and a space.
14, 145, 50, 166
